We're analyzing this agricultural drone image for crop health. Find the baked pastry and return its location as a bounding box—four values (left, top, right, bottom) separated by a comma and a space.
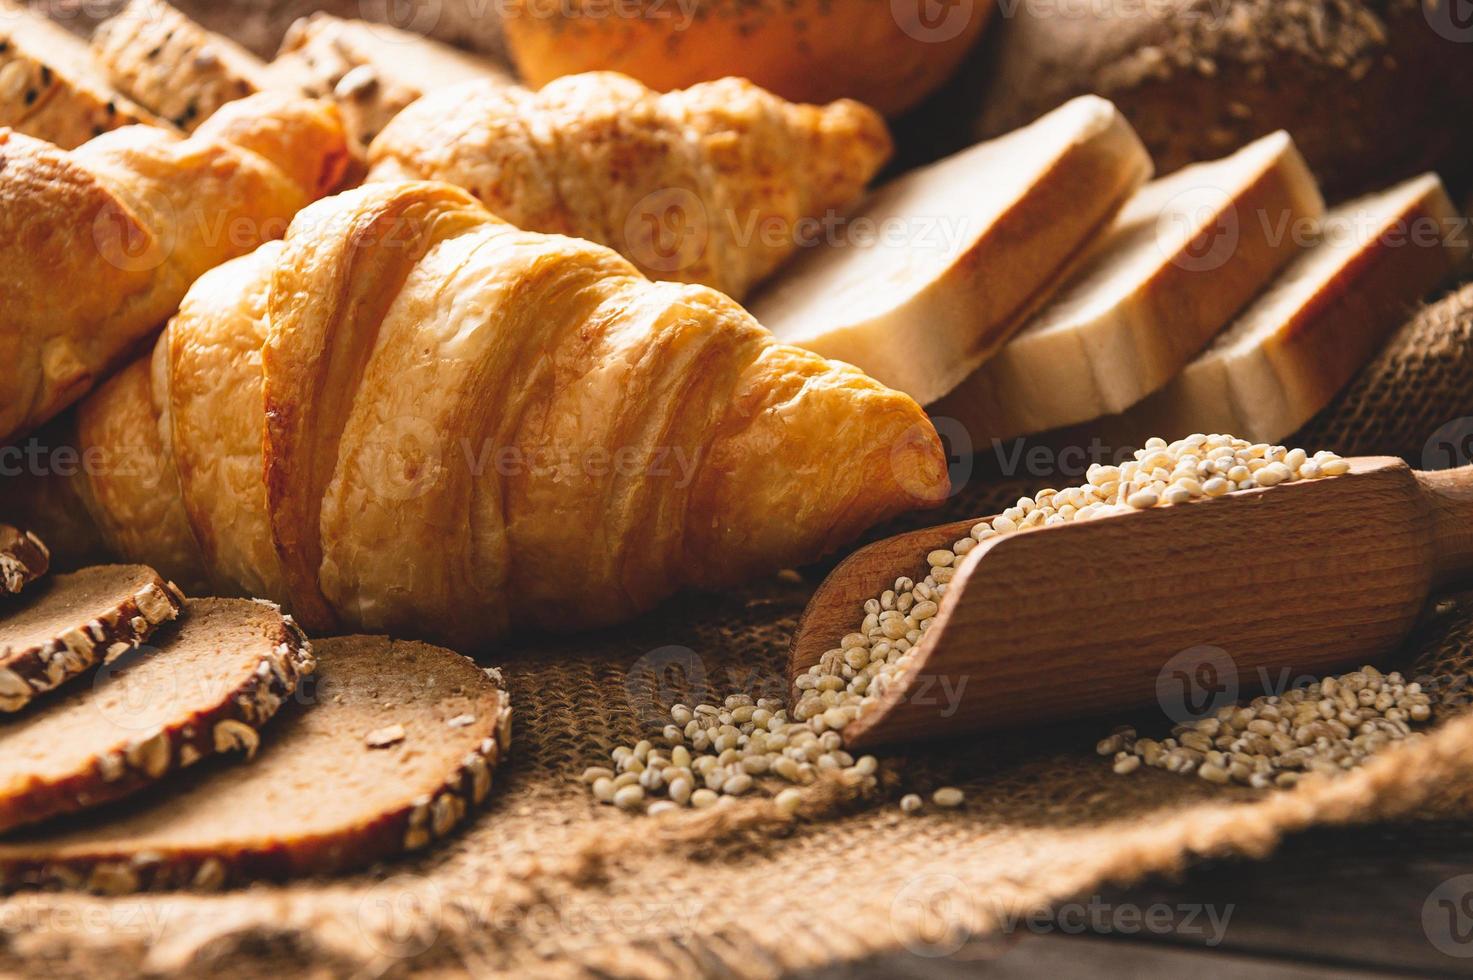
0, 598, 312, 832
0, 0, 167, 149
749, 96, 1151, 406
0, 525, 49, 596
0, 635, 508, 893
938, 132, 1325, 441
90, 0, 268, 131
5, 181, 949, 649
1105, 173, 1470, 443
0, 565, 182, 713
367, 72, 891, 301
500, 0, 995, 116
0, 91, 349, 445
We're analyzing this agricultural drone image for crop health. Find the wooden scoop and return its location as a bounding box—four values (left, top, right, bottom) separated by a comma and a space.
789, 457, 1473, 749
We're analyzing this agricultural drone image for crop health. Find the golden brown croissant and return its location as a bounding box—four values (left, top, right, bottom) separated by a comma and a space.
366, 72, 892, 301
0, 92, 350, 445
9, 181, 948, 648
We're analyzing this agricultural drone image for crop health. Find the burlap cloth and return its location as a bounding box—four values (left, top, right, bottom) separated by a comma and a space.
3, 284, 1473, 978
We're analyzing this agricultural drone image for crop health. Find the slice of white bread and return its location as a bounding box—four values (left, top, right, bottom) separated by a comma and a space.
748, 96, 1153, 405
0, 636, 510, 894
0, 524, 48, 596
0, 598, 312, 832
90, 0, 269, 131
0, 565, 183, 713
936, 132, 1325, 441
0, 0, 168, 148
1106, 173, 1471, 444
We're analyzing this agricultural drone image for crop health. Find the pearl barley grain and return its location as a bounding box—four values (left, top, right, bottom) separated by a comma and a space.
586, 434, 1348, 815
932, 787, 965, 808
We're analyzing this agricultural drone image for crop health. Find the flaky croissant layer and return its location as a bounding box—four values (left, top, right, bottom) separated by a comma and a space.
13, 182, 948, 648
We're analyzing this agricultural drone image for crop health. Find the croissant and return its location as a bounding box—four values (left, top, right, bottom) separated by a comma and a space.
0, 92, 350, 445
8, 182, 949, 648
366, 72, 892, 301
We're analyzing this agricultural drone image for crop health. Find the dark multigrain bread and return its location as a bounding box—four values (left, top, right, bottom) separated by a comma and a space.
0, 598, 312, 832
0, 636, 511, 894
0, 525, 49, 596
90, 0, 268, 131
0, 0, 167, 148
968, 0, 1473, 198
0, 565, 182, 713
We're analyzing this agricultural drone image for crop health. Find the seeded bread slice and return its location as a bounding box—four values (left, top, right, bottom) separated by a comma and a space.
749, 95, 1152, 406
0, 0, 168, 149
0, 565, 182, 713
938, 132, 1326, 441
0, 636, 510, 894
90, 0, 269, 131
0, 525, 49, 596
264, 13, 513, 146
0, 598, 311, 833
1105, 173, 1471, 444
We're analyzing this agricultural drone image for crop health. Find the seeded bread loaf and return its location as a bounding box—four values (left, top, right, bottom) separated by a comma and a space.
750, 96, 1152, 406
502, 0, 994, 117
0, 598, 311, 832
967, 0, 1473, 198
0, 635, 509, 894
937, 132, 1325, 440
0, 565, 182, 713
0, 525, 49, 596
90, 0, 267, 131
0, 0, 167, 148
266, 13, 514, 147
1105, 173, 1471, 444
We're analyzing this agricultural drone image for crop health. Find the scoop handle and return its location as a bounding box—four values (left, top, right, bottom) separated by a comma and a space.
1417, 465, 1473, 588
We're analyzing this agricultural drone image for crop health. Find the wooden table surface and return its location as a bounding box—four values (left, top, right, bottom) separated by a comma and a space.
805, 821, 1473, 978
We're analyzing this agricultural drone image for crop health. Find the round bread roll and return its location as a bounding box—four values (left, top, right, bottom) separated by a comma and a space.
501, 0, 995, 116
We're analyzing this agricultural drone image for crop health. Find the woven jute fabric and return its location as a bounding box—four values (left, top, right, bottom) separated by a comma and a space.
3, 284, 1473, 978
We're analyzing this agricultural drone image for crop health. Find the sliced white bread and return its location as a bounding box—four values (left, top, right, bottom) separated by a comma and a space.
1105, 173, 1471, 445
748, 96, 1153, 405
935, 132, 1326, 441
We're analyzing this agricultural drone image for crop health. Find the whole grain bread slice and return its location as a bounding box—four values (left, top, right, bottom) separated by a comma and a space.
0, 525, 49, 596
0, 0, 169, 149
0, 636, 510, 894
0, 565, 182, 713
0, 598, 311, 833
90, 0, 269, 131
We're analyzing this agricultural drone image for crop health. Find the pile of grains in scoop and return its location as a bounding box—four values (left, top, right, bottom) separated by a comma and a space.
588, 435, 1348, 814
1099, 664, 1434, 787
